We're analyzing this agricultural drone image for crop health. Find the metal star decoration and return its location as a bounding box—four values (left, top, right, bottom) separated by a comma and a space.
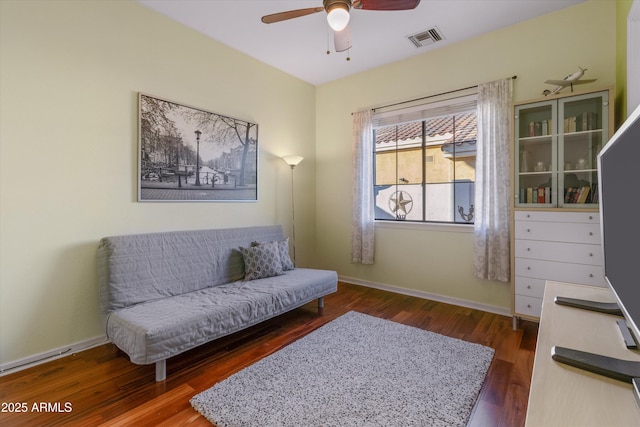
390, 191, 413, 215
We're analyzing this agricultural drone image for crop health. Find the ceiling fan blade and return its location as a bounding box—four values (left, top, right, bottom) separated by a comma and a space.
261, 7, 325, 24
334, 26, 352, 52
353, 0, 420, 10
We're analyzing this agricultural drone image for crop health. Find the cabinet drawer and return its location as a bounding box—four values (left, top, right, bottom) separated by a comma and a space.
515, 276, 546, 299
515, 258, 606, 287
515, 221, 600, 244
515, 211, 599, 224
515, 240, 602, 265
515, 295, 542, 318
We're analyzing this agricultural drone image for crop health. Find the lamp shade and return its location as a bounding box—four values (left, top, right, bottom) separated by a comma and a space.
326, 7, 349, 31
282, 155, 304, 167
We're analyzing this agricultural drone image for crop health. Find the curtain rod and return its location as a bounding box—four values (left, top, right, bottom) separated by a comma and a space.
369, 75, 517, 112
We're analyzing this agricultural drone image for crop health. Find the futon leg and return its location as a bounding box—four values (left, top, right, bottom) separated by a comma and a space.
318, 297, 324, 310
155, 360, 166, 382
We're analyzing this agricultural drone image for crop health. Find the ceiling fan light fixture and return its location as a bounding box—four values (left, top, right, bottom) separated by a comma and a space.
327, 8, 349, 31
325, 0, 351, 31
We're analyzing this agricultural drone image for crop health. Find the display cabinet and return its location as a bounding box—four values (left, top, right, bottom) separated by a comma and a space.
514, 89, 611, 208
511, 88, 613, 326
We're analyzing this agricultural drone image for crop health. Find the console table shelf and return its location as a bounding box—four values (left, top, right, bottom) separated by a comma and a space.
526, 281, 640, 426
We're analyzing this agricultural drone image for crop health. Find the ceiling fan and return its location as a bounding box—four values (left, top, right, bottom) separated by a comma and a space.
261, 0, 421, 54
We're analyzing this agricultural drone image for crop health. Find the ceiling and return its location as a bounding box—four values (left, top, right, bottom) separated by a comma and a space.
137, 0, 586, 86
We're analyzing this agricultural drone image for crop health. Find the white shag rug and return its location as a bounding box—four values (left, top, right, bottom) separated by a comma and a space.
190, 311, 494, 427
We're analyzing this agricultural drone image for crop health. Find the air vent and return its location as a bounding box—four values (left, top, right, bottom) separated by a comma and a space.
407, 27, 444, 48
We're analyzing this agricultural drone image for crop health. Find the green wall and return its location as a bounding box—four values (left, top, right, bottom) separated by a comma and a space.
314, 0, 617, 312
616, 0, 634, 123
0, 0, 317, 366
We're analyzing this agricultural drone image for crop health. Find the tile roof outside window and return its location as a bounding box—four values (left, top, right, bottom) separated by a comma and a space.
375, 112, 477, 145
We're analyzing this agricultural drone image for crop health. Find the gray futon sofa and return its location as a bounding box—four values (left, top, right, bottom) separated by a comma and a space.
96, 225, 338, 381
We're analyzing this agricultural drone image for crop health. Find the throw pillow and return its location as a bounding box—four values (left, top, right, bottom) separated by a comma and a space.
251, 238, 295, 271
240, 241, 284, 280
276, 238, 295, 271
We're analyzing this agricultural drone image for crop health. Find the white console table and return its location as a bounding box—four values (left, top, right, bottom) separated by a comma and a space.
526, 281, 640, 427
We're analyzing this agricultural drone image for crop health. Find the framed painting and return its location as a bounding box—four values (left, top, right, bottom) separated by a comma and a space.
138, 93, 258, 202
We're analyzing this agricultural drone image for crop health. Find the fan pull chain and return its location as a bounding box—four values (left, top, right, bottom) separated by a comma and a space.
326, 28, 331, 54
346, 47, 351, 61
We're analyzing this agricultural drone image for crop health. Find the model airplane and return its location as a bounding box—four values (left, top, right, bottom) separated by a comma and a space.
542, 67, 597, 96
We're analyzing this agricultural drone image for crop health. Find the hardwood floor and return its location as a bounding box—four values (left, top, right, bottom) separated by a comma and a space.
0, 282, 537, 426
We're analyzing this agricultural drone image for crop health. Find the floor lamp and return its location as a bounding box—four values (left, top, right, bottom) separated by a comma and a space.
282, 155, 303, 266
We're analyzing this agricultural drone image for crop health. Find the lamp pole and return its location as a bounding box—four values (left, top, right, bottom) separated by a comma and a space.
289, 164, 297, 266
194, 130, 202, 186
282, 156, 303, 266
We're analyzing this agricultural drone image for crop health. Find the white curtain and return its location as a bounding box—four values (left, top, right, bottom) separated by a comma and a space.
473, 78, 513, 282
351, 110, 375, 264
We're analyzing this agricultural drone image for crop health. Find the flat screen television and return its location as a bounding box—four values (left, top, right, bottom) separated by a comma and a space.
551, 105, 640, 402
599, 104, 640, 349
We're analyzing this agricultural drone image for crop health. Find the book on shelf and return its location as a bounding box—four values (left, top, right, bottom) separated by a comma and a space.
528, 120, 553, 137
590, 184, 599, 203
568, 187, 580, 203
572, 187, 582, 203
564, 116, 577, 133
519, 187, 552, 204
578, 186, 591, 204
564, 112, 599, 133
563, 186, 593, 204
577, 112, 598, 131
564, 187, 574, 203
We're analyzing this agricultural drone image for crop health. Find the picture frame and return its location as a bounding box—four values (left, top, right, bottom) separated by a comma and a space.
138, 93, 258, 202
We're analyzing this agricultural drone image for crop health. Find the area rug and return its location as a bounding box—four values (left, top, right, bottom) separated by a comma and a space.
190, 311, 494, 427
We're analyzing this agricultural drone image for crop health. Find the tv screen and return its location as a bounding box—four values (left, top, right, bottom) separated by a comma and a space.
597, 104, 640, 343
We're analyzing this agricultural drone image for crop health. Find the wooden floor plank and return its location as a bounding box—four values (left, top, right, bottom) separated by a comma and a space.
0, 282, 537, 426
99, 384, 195, 427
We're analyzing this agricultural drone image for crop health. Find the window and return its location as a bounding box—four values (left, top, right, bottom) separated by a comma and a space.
373, 95, 477, 224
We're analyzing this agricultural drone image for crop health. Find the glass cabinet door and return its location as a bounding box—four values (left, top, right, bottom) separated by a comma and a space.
515, 101, 556, 207
558, 91, 608, 208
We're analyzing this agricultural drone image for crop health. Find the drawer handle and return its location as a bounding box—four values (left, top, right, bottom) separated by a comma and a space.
527, 214, 531, 218
589, 273, 594, 278
527, 267, 531, 270
589, 216, 593, 220
527, 285, 531, 289
589, 232, 593, 236
527, 229, 531, 232
527, 247, 531, 251
527, 304, 531, 308
589, 253, 593, 257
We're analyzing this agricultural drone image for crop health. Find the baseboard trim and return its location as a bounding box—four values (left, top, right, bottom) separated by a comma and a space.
339, 275, 511, 317
0, 335, 110, 376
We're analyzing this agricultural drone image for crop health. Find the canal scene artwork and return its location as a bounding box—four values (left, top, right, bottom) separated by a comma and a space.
138, 93, 258, 201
